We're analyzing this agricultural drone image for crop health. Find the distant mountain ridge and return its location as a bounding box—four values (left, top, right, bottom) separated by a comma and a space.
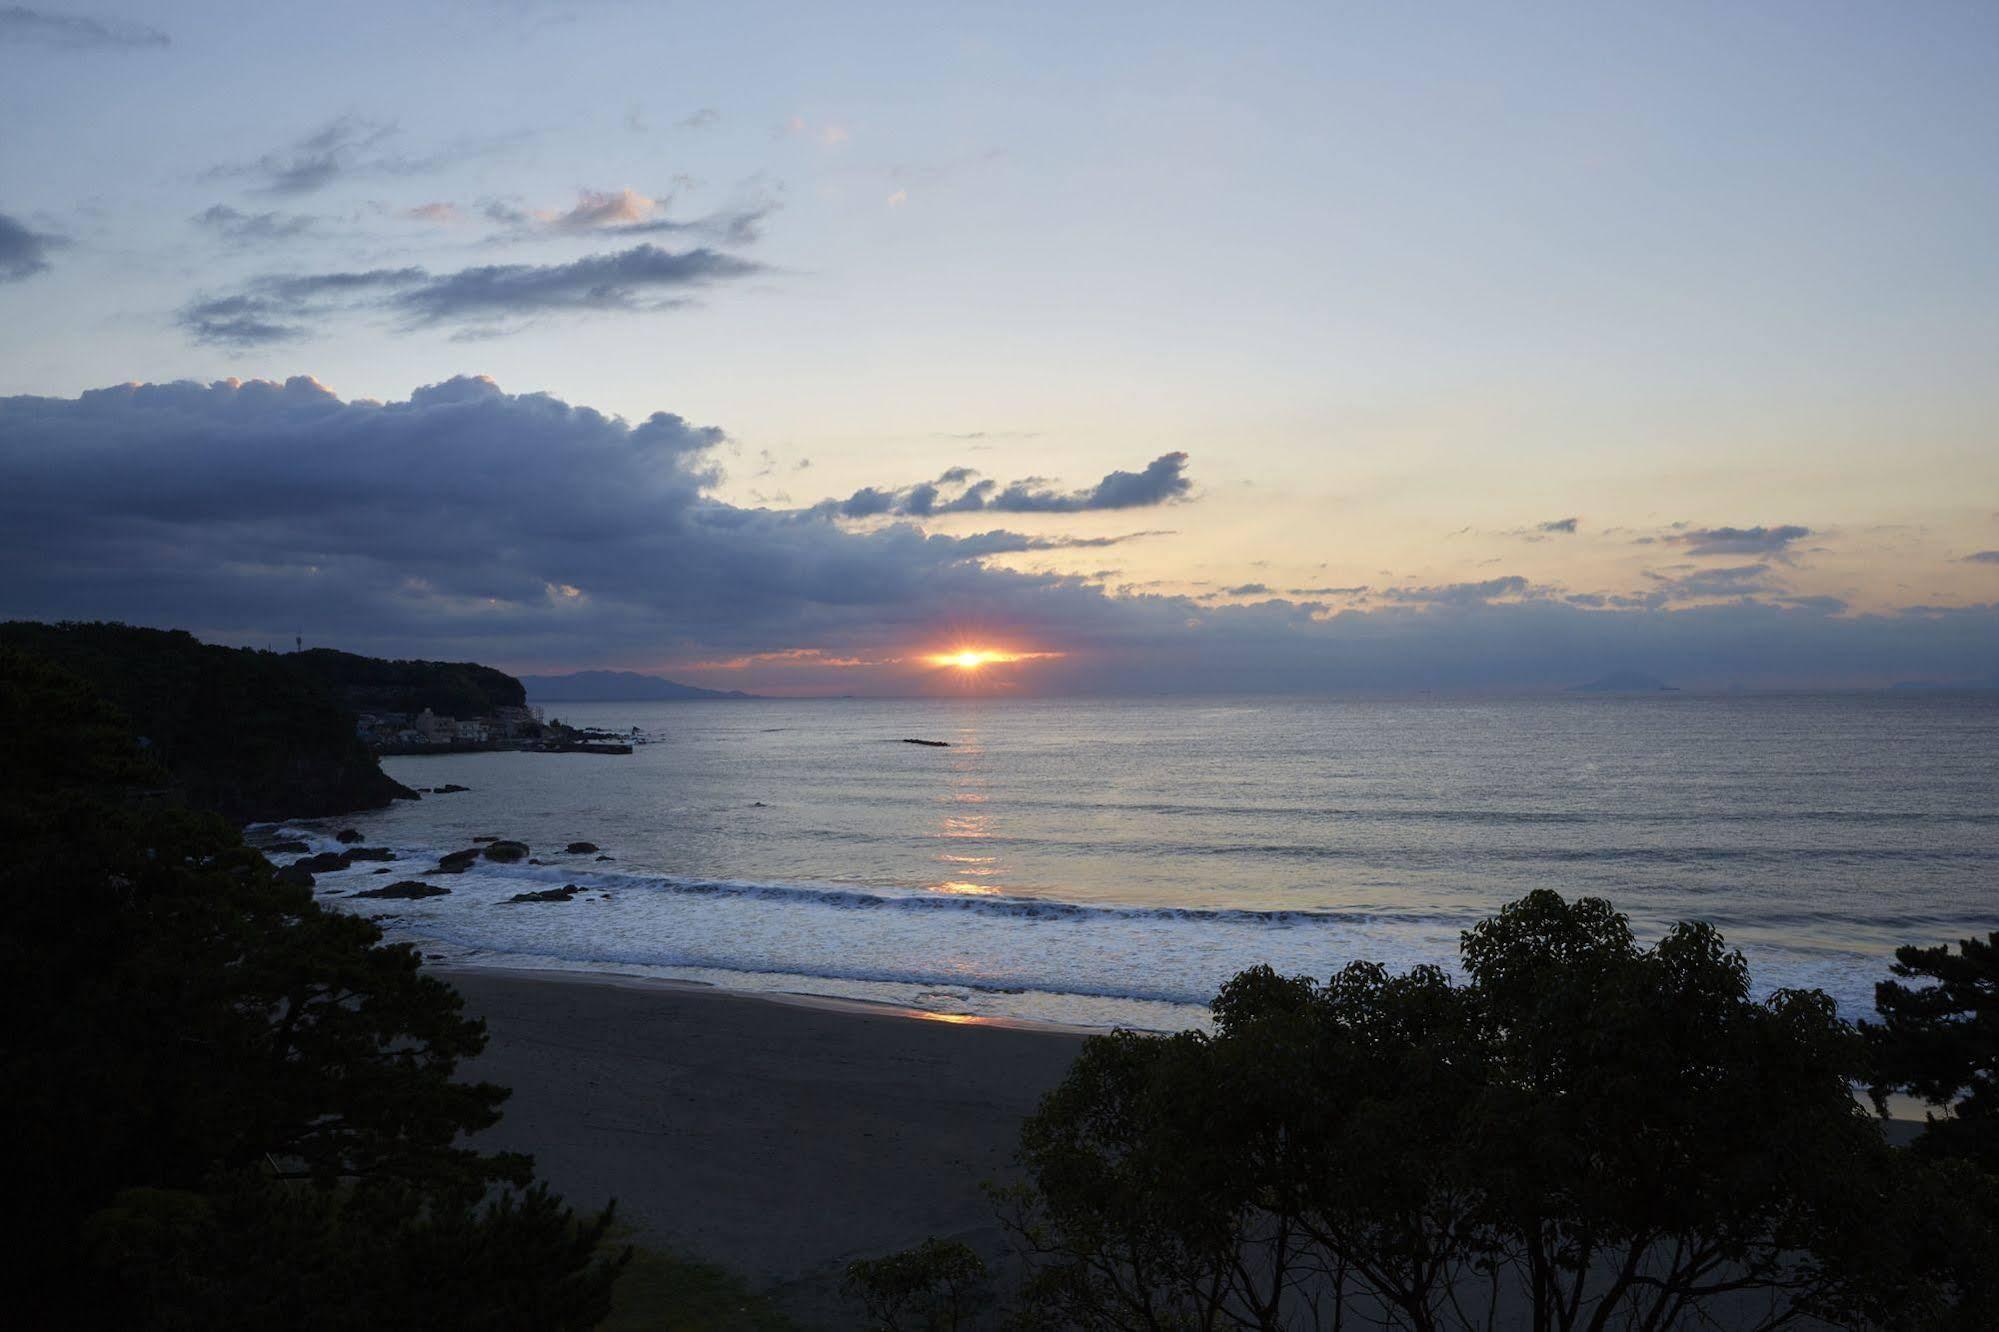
521, 670, 755, 701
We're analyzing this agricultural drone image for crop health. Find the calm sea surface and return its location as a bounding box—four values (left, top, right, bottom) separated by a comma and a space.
268, 694, 1999, 1028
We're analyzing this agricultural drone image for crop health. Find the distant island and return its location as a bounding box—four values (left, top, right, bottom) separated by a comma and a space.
1567, 670, 1679, 693
520, 670, 756, 702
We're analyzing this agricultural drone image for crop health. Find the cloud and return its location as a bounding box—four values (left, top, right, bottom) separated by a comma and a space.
1539, 517, 1579, 534
1963, 550, 1999, 565
210, 117, 397, 195
477, 187, 779, 247
176, 295, 307, 346
397, 246, 761, 323
1221, 583, 1270, 596
193, 204, 317, 245
550, 187, 659, 230
5, 376, 1998, 694
602, 202, 779, 246
1386, 575, 1534, 606
0, 5, 168, 49
1008, 452, 1191, 512
677, 107, 719, 130
0, 211, 61, 280
826, 454, 1193, 519
1643, 563, 1777, 601
208, 117, 518, 195
946, 530, 1172, 558
177, 244, 763, 344
404, 201, 462, 225
178, 266, 425, 345
1670, 524, 1812, 558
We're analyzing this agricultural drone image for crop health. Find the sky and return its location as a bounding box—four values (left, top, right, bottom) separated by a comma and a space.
3, 0, 1997, 694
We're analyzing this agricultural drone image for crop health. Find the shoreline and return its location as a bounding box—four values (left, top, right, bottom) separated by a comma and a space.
444, 966, 1088, 1324
430, 958, 1117, 1035
437, 958, 1934, 1327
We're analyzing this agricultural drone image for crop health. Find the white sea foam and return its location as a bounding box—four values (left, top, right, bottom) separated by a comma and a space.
257, 693, 1999, 1027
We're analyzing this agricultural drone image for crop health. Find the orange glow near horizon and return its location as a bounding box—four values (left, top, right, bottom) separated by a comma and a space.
925, 646, 1063, 670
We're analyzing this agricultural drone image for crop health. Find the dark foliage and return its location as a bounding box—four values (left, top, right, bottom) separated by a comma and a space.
82, 1176, 618, 1332
291, 645, 527, 718
0, 649, 625, 1326
0, 620, 413, 820
1867, 933, 1999, 1171
844, 1237, 990, 1331
1003, 890, 1986, 1330
1861, 933, 1999, 1328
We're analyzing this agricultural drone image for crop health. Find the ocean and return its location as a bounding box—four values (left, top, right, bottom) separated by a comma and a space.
264, 693, 1999, 1029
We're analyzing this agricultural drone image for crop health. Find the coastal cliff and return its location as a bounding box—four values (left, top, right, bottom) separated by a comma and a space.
0, 621, 417, 823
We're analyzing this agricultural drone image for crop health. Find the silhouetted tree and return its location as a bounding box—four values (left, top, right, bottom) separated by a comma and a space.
1003, 891, 1920, 1331
1861, 932, 1999, 1328
845, 1237, 991, 1331
1868, 932, 1999, 1171
0, 648, 624, 1326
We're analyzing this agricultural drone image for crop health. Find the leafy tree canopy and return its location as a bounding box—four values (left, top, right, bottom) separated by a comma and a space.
1868, 933, 1999, 1171
1004, 890, 1990, 1331
0, 646, 623, 1326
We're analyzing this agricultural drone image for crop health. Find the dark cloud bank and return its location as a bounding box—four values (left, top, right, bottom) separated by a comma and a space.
4, 376, 1996, 693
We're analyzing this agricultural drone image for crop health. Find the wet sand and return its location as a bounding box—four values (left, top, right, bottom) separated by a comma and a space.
446, 968, 1087, 1324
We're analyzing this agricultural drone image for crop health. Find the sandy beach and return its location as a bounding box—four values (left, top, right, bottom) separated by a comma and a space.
446, 968, 1087, 1324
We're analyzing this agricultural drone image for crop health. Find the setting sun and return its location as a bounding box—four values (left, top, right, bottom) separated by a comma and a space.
925, 647, 1063, 671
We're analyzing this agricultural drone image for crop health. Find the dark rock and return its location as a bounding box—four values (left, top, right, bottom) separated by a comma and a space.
354, 880, 450, 900
294, 851, 350, 873
565, 841, 599, 854
372, 867, 391, 874
502, 884, 582, 904
343, 846, 396, 862
438, 847, 481, 866
434, 784, 470, 794
472, 835, 499, 843
528, 858, 545, 865
901, 738, 951, 747
335, 828, 364, 843
275, 864, 315, 888
483, 840, 529, 862
595, 855, 614, 861
263, 839, 311, 855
